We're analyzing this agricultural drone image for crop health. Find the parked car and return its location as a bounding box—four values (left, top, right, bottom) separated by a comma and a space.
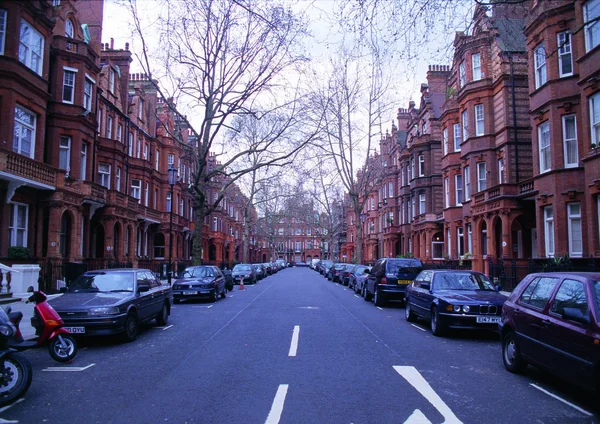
350, 265, 371, 293
252, 264, 266, 280
221, 269, 234, 292
319, 261, 334, 276
172, 266, 226, 303
232, 264, 257, 284
405, 270, 507, 336
263, 263, 274, 275
328, 263, 347, 283
341, 264, 355, 286
499, 272, 600, 393
49, 269, 173, 342
363, 258, 424, 306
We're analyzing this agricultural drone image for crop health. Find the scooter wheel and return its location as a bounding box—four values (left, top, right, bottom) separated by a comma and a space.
0, 352, 32, 406
49, 334, 78, 362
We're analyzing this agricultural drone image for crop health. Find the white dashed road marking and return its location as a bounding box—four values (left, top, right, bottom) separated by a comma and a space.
265, 384, 289, 424
411, 324, 427, 332
530, 384, 593, 416
43, 363, 95, 372
288, 325, 300, 357
162, 325, 173, 331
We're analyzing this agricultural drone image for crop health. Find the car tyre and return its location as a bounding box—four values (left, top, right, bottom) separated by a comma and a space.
374, 288, 385, 307
121, 313, 139, 343
430, 306, 444, 337
362, 285, 371, 301
502, 331, 527, 373
156, 303, 169, 326
405, 300, 417, 322
212, 289, 218, 303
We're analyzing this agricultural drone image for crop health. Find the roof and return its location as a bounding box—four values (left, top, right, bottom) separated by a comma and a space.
494, 18, 527, 53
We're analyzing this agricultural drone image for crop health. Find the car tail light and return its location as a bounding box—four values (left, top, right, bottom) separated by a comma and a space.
380, 277, 387, 285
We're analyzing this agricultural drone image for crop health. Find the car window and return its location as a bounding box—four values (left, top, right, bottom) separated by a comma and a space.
550, 279, 588, 318
519, 277, 559, 310
422, 271, 433, 283
593, 281, 600, 324
233, 265, 252, 272
68, 272, 134, 293
143, 271, 160, 288
387, 259, 423, 275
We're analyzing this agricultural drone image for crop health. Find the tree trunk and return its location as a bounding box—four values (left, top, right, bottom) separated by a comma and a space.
192, 208, 206, 265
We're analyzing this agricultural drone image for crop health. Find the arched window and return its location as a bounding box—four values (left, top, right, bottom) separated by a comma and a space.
65, 19, 74, 37
59, 213, 71, 257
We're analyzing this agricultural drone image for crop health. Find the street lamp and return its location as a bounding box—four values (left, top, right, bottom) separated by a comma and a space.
167, 167, 178, 286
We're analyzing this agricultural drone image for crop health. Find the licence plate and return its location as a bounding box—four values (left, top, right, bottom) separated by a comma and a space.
200, 290, 210, 294
64, 327, 85, 334
476, 316, 501, 324
397, 280, 412, 285
183, 291, 198, 295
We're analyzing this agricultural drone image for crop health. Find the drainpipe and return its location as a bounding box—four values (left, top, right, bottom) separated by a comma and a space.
509, 52, 519, 183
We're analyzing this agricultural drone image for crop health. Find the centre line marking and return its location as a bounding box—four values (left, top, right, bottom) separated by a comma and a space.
354, 295, 360, 299
265, 384, 289, 424
411, 324, 426, 332
207, 305, 213, 309
376, 306, 383, 311
529, 384, 592, 416
288, 325, 300, 357
162, 325, 173, 331
43, 363, 95, 372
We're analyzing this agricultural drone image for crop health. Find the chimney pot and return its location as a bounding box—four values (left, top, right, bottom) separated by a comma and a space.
125, 42, 130, 50
110, 38, 114, 49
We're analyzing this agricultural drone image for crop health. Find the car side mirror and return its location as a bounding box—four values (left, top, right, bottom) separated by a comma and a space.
138, 283, 150, 293
495, 285, 501, 292
363, 269, 369, 274
27, 286, 34, 293
562, 307, 589, 325
421, 282, 431, 291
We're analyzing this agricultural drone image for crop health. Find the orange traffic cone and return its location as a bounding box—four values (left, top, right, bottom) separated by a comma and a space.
239, 277, 245, 290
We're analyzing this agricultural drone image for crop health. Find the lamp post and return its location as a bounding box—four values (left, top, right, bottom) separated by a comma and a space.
167, 167, 178, 286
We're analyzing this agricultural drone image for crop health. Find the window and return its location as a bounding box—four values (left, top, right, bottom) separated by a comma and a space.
455, 174, 463, 205
116, 167, 121, 192
538, 121, 551, 173
459, 61, 466, 88
166, 192, 172, 213
472, 53, 481, 81
128, 132, 133, 157
498, 158, 505, 184
97, 110, 101, 135
444, 177, 450, 208
109, 68, 115, 93
551, 279, 588, 317
13, 105, 36, 158
295, 228, 301, 235
464, 166, 471, 200
8, 203, 28, 247
453, 123, 461, 151
155, 149, 160, 170
590, 93, 600, 146
154, 189, 158, 209
131, 179, 141, 202
477, 162, 487, 192
462, 110, 469, 140
457, 227, 464, 256
62, 69, 76, 103
411, 156, 415, 179
143, 144, 148, 161
544, 206, 555, 257
388, 181, 393, 198
19, 19, 44, 76
136, 139, 141, 158
534, 43, 547, 89
168, 153, 174, 167
98, 163, 110, 189
145, 183, 149, 207
411, 195, 416, 220
180, 198, 184, 216
475, 104, 484, 136
296, 242, 301, 252
557, 32, 573, 77
418, 155, 425, 177
519, 276, 559, 309
584, 0, 600, 52
562, 115, 578, 167
443, 127, 448, 155
65, 19, 74, 38
371, 197, 375, 210
59, 136, 71, 171
84, 77, 93, 111
106, 116, 113, 139
419, 193, 426, 214
138, 99, 144, 120
567, 203, 583, 257
116, 124, 122, 143
0, 9, 6, 55
467, 223, 472, 253
80, 143, 87, 180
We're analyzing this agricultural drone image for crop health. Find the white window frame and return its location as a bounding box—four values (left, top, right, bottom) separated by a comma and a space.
538, 121, 551, 173
388, 181, 393, 198
0, 9, 6, 56
584, 0, 600, 52
464, 165, 471, 201
477, 162, 487, 192
567, 202, 583, 257
107, 116, 113, 139
59, 136, 71, 172
562, 114, 578, 168
557, 32, 573, 77
62, 68, 77, 104
544, 206, 555, 258
498, 158, 505, 184
444, 177, 450, 208
534, 43, 547, 89
455, 174, 463, 205
419, 193, 426, 214
8, 203, 28, 248
131, 179, 141, 202
116, 167, 121, 192
462, 109, 469, 140
98, 163, 111, 189
128, 132, 133, 157
116, 124, 122, 143
453, 123, 461, 151
155, 149, 160, 171
443, 127, 448, 155
459, 61, 466, 88
19, 19, 44, 76
83, 76, 93, 112
472, 53, 481, 81
457, 227, 464, 257
13, 105, 36, 158
168, 153, 174, 167
475, 104, 484, 136
109, 68, 115, 93
138, 99, 144, 120
467, 223, 472, 254
80, 143, 87, 180
418, 155, 425, 177
180, 198, 184, 216
590, 93, 600, 147
145, 182, 149, 207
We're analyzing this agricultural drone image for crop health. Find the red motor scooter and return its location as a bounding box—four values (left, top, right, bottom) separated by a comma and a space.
6, 286, 77, 363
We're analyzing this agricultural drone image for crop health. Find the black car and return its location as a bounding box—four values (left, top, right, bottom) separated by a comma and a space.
232, 264, 257, 284
252, 264, 266, 280
364, 258, 424, 306
49, 268, 173, 342
172, 266, 227, 303
349, 265, 371, 293
405, 270, 508, 336
328, 263, 346, 283
341, 264, 355, 286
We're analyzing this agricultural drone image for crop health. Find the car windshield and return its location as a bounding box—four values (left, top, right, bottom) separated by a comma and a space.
388, 260, 422, 274
593, 281, 600, 323
334, 264, 345, 270
233, 265, 252, 272
434, 273, 495, 291
182, 267, 214, 278
68, 272, 134, 293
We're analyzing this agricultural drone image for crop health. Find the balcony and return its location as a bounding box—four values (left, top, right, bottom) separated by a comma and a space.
0, 148, 56, 199
53, 36, 98, 63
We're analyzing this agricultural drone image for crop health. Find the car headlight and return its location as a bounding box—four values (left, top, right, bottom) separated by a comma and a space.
462, 305, 470, 313
0, 324, 14, 337
88, 307, 120, 316
453, 305, 461, 313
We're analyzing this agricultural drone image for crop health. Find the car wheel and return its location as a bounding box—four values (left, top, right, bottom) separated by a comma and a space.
374, 288, 385, 307
212, 289, 218, 303
362, 285, 370, 301
156, 303, 169, 326
502, 331, 527, 373
121, 313, 139, 343
430, 306, 444, 337
405, 300, 416, 322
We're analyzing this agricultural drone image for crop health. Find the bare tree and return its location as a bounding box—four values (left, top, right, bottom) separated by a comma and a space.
127, 0, 324, 264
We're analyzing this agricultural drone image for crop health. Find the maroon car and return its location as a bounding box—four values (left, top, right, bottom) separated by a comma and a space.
499, 272, 600, 392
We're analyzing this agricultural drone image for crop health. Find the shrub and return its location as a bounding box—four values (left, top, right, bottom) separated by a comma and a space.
8, 246, 31, 259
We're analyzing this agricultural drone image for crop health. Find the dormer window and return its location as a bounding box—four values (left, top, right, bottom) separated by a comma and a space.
138, 99, 144, 120
109, 68, 115, 93
65, 19, 74, 38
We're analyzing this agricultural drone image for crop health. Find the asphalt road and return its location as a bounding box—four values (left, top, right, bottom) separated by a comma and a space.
2, 267, 599, 424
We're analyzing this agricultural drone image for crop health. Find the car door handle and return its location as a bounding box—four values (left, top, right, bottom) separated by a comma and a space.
541, 320, 552, 327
